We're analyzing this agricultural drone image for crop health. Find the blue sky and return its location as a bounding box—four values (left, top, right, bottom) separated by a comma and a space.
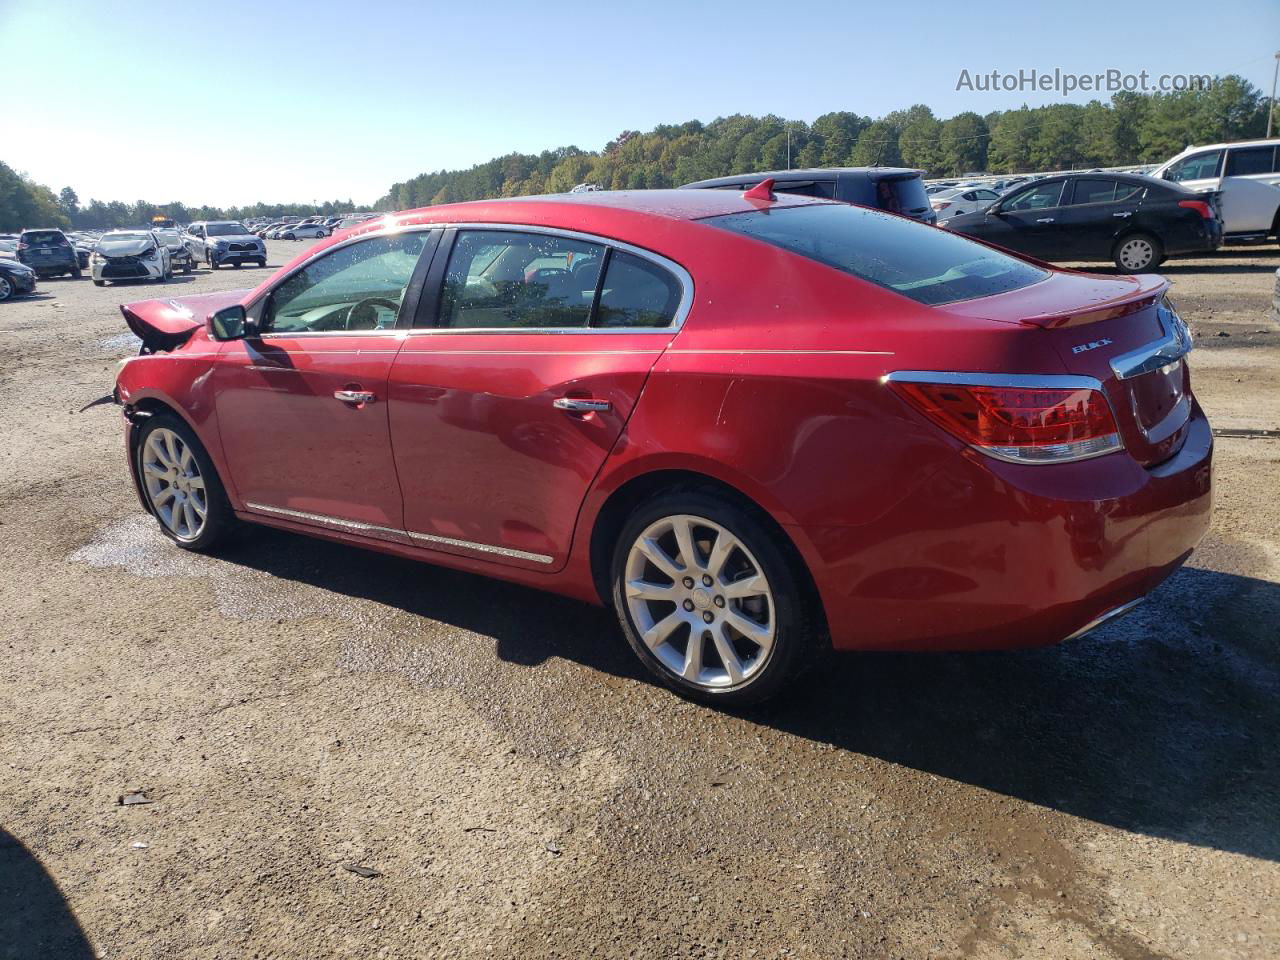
2, 0, 1277, 207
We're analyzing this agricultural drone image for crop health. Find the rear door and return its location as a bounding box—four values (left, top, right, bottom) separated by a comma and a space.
214, 230, 438, 533
387, 226, 688, 570
1054, 178, 1144, 260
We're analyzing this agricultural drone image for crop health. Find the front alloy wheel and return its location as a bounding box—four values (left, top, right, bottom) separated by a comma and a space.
613, 493, 822, 705
137, 415, 234, 550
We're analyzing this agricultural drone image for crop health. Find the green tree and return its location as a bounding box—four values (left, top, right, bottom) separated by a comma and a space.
58, 186, 79, 216
897, 105, 944, 174
939, 112, 988, 175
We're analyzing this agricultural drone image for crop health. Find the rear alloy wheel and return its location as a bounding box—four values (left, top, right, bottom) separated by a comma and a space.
137, 415, 234, 551
0, 276, 12, 301
612, 492, 821, 705
1113, 233, 1162, 272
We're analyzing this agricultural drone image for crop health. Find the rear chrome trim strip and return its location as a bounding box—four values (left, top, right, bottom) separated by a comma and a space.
243, 501, 554, 564
1063, 597, 1145, 642
404, 530, 554, 564
1109, 302, 1192, 381
882, 370, 1104, 390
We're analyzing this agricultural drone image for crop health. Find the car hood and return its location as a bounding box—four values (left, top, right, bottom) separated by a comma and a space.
121, 288, 251, 352
98, 238, 154, 257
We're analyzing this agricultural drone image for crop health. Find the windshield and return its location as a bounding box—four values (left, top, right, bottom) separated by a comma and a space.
205, 223, 246, 236
704, 203, 1048, 307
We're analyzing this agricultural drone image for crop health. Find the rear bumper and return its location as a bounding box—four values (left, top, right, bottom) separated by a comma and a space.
803, 404, 1213, 652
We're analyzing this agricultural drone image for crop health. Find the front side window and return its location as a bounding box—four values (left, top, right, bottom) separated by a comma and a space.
1225, 146, 1276, 177
438, 230, 604, 329
1003, 182, 1065, 211
1166, 151, 1222, 182
265, 232, 431, 333
704, 203, 1047, 307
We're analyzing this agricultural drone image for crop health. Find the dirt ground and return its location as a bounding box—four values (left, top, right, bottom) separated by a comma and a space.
1, 242, 1277, 960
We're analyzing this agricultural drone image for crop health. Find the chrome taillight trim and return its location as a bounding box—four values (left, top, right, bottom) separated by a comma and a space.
881, 370, 1125, 465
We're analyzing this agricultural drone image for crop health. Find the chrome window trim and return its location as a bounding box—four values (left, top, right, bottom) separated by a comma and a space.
243, 501, 554, 565
418, 222, 694, 335
1109, 301, 1192, 381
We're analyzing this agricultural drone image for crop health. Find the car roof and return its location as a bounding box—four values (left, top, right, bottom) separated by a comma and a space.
1169, 137, 1280, 156
392, 188, 834, 227
679, 167, 922, 189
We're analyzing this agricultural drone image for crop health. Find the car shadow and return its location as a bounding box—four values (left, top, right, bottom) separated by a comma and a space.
219, 529, 1279, 863
0, 829, 94, 960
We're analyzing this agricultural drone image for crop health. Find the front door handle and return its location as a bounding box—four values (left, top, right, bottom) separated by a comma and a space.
334, 389, 376, 404
1113, 211, 1133, 218
553, 397, 610, 412
1035, 217, 1055, 224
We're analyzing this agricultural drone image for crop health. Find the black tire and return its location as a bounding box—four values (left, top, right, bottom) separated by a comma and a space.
256, 259, 266, 268
1112, 232, 1163, 272
136, 413, 236, 552
610, 489, 824, 706
0, 276, 12, 301
71, 267, 82, 278
208, 256, 219, 270
183, 261, 192, 274
93, 279, 105, 287
232, 261, 241, 268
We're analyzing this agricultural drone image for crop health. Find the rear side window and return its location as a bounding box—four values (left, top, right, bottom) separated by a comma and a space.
1070, 179, 1118, 204
439, 230, 604, 329
596, 251, 682, 328
875, 176, 930, 215
1225, 146, 1277, 176
704, 204, 1047, 307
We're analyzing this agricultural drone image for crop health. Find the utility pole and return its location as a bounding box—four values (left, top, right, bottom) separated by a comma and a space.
1269, 52, 1280, 138
786, 125, 792, 170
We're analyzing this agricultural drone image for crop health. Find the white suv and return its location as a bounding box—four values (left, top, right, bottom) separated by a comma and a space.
1148, 139, 1280, 244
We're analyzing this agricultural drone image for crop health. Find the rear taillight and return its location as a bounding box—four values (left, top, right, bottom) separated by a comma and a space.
886, 375, 1123, 464
931, 201, 951, 211
1177, 199, 1213, 219
17, 242, 28, 251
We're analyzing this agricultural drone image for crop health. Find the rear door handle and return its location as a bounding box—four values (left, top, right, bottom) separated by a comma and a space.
1035, 217, 1055, 224
553, 398, 610, 412
334, 389, 376, 404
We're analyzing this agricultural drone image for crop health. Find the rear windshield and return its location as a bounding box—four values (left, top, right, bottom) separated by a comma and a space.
23, 231, 68, 246
875, 176, 931, 215
703, 203, 1047, 306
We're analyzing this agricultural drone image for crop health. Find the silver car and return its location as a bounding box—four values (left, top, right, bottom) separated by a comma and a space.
91, 231, 173, 286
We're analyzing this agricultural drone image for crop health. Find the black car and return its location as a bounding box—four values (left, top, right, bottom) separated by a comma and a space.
940, 173, 1222, 272
18, 228, 82, 279
680, 167, 937, 225
0, 258, 38, 301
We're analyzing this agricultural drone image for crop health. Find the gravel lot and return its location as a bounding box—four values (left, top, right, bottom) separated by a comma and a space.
1, 241, 1277, 960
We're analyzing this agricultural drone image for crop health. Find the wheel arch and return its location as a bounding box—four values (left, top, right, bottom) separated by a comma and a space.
584, 467, 829, 642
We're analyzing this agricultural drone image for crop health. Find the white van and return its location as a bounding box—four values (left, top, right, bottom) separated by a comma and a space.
1148, 139, 1280, 244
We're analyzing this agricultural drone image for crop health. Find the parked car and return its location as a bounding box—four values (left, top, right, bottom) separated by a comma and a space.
153, 228, 196, 273
0, 239, 18, 260
929, 186, 1002, 218
281, 223, 329, 240
1147, 138, 1280, 245
255, 222, 283, 239
111, 189, 1211, 705
940, 173, 1222, 271
0, 257, 38, 300
91, 230, 173, 285
17, 228, 81, 278
184, 221, 267, 269
681, 167, 937, 224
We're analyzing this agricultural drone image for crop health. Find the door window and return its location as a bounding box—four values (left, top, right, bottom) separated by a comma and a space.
1003, 182, 1065, 211
438, 230, 605, 329
595, 251, 682, 328
1166, 151, 1222, 182
264, 232, 431, 333
1225, 146, 1277, 176
1070, 179, 1119, 204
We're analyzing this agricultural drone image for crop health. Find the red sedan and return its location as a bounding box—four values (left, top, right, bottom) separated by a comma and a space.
113, 187, 1211, 704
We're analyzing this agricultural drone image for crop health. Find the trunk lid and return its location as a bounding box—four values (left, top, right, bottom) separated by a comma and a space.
944, 271, 1192, 467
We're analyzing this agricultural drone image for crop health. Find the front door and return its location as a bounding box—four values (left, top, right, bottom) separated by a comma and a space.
986, 180, 1070, 260
214, 230, 438, 533
388, 227, 688, 569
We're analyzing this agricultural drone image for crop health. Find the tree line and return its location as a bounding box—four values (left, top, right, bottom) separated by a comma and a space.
1, 75, 1269, 232
377, 75, 1268, 210
0, 161, 369, 232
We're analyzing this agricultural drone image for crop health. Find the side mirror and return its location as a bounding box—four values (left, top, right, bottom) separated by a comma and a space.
208, 305, 250, 341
